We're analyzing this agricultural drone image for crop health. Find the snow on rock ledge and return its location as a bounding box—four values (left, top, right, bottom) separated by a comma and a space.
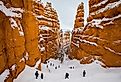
0, 1, 24, 18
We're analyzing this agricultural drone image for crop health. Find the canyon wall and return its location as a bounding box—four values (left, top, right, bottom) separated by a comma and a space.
74, 2, 84, 29
70, 2, 85, 60
0, 0, 60, 82
70, 0, 121, 67
37, 2, 60, 63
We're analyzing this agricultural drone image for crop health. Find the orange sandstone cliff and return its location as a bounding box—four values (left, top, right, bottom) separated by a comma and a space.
74, 2, 84, 29
37, 2, 60, 63
70, 2, 85, 60
0, 0, 60, 82
70, 0, 121, 67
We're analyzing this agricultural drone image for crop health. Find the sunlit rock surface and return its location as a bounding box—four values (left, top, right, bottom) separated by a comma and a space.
0, 0, 60, 82
70, 0, 121, 67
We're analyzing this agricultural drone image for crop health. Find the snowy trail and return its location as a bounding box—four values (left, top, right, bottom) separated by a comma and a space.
12, 58, 121, 82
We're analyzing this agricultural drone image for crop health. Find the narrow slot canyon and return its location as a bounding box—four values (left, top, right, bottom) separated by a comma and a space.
0, 0, 121, 82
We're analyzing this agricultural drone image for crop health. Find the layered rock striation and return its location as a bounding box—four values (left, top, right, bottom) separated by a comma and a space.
74, 2, 84, 29
0, 0, 60, 82
70, 2, 85, 60
70, 0, 121, 67
37, 2, 60, 63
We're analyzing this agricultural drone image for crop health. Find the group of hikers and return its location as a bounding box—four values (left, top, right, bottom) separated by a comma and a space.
64, 71, 86, 79
35, 60, 87, 80
46, 61, 61, 72
35, 71, 43, 79
35, 70, 86, 79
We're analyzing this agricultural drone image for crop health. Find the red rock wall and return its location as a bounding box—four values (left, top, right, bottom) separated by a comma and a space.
36, 2, 60, 63
70, 0, 121, 67
0, 0, 60, 82
74, 2, 84, 29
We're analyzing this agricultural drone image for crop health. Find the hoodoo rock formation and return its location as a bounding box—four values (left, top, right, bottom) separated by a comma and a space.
74, 2, 84, 29
37, 2, 60, 63
70, 0, 121, 67
0, 0, 60, 82
70, 2, 85, 60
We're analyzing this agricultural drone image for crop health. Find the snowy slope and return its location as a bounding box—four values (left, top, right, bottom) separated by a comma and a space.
10, 58, 121, 82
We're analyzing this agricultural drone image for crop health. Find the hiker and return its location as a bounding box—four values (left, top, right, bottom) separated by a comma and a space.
48, 61, 50, 63
58, 65, 60, 68
48, 69, 51, 72
83, 70, 86, 77
46, 65, 48, 68
55, 66, 57, 69
46, 65, 50, 72
35, 71, 39, 79
69, 67, 72, 69
53, 64, 54, 66
60, 57, 63, 63
65, 73, 69, 79
50, 63, 52, 66
41, 73, 44, 79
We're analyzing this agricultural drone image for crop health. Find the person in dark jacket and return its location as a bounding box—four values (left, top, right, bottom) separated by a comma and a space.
35, 71, 39, 79
53, 64, 54, 66
46, 65, 48, 68
55, 66, 57, 69
41, 73, 44, 79
83, 70, 86, 77
50, 63, 52, 66
58, 65, 60, 68
65, 73, 69, 79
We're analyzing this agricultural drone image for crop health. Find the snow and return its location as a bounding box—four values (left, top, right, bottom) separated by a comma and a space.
9, 18, 24, 36
41, 34, 50, 36
105, 47, 121, 55
89, 14, 121, 29
9, 18, 18, 29
71, 41, 79, 48
19, 58, 25, 62
73, 28, 84, 33
40, 26, 51, 30
91, 0, 121, 15
39, 38, 44, 42
73, 36, 98, 46
19, 31, 24, 36
36, 15, 45, 19
92, 0, 108, 8
101, 14, 121, 22
24, 52, 29, 60
89, 19, 104, 29
34, 60, 41, 68
0, 1, 24, 36
0, 1, 24, 18
113, 40, 121, 44
35, 14, 58, 22
79, 39, 98, 46
103, 21, 114, 26
11, 64, 16, 71
33, 0, 42, 4
0, 69, 9, 82
40, 47, 45, 52
74, 34, 108, 43
13, 58, 121, 82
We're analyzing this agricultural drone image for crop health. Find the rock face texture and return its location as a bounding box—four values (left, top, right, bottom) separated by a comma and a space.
74, 2, 84, 29
70, 2, 85, 60
70, 0, 121, 67
37, 2, 60, 63
63, 31, 71, 55
0, 0, 60, 82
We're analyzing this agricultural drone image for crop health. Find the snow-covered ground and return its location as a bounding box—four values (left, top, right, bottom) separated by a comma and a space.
12, 58, 121, 82
0, 58, 121, 82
